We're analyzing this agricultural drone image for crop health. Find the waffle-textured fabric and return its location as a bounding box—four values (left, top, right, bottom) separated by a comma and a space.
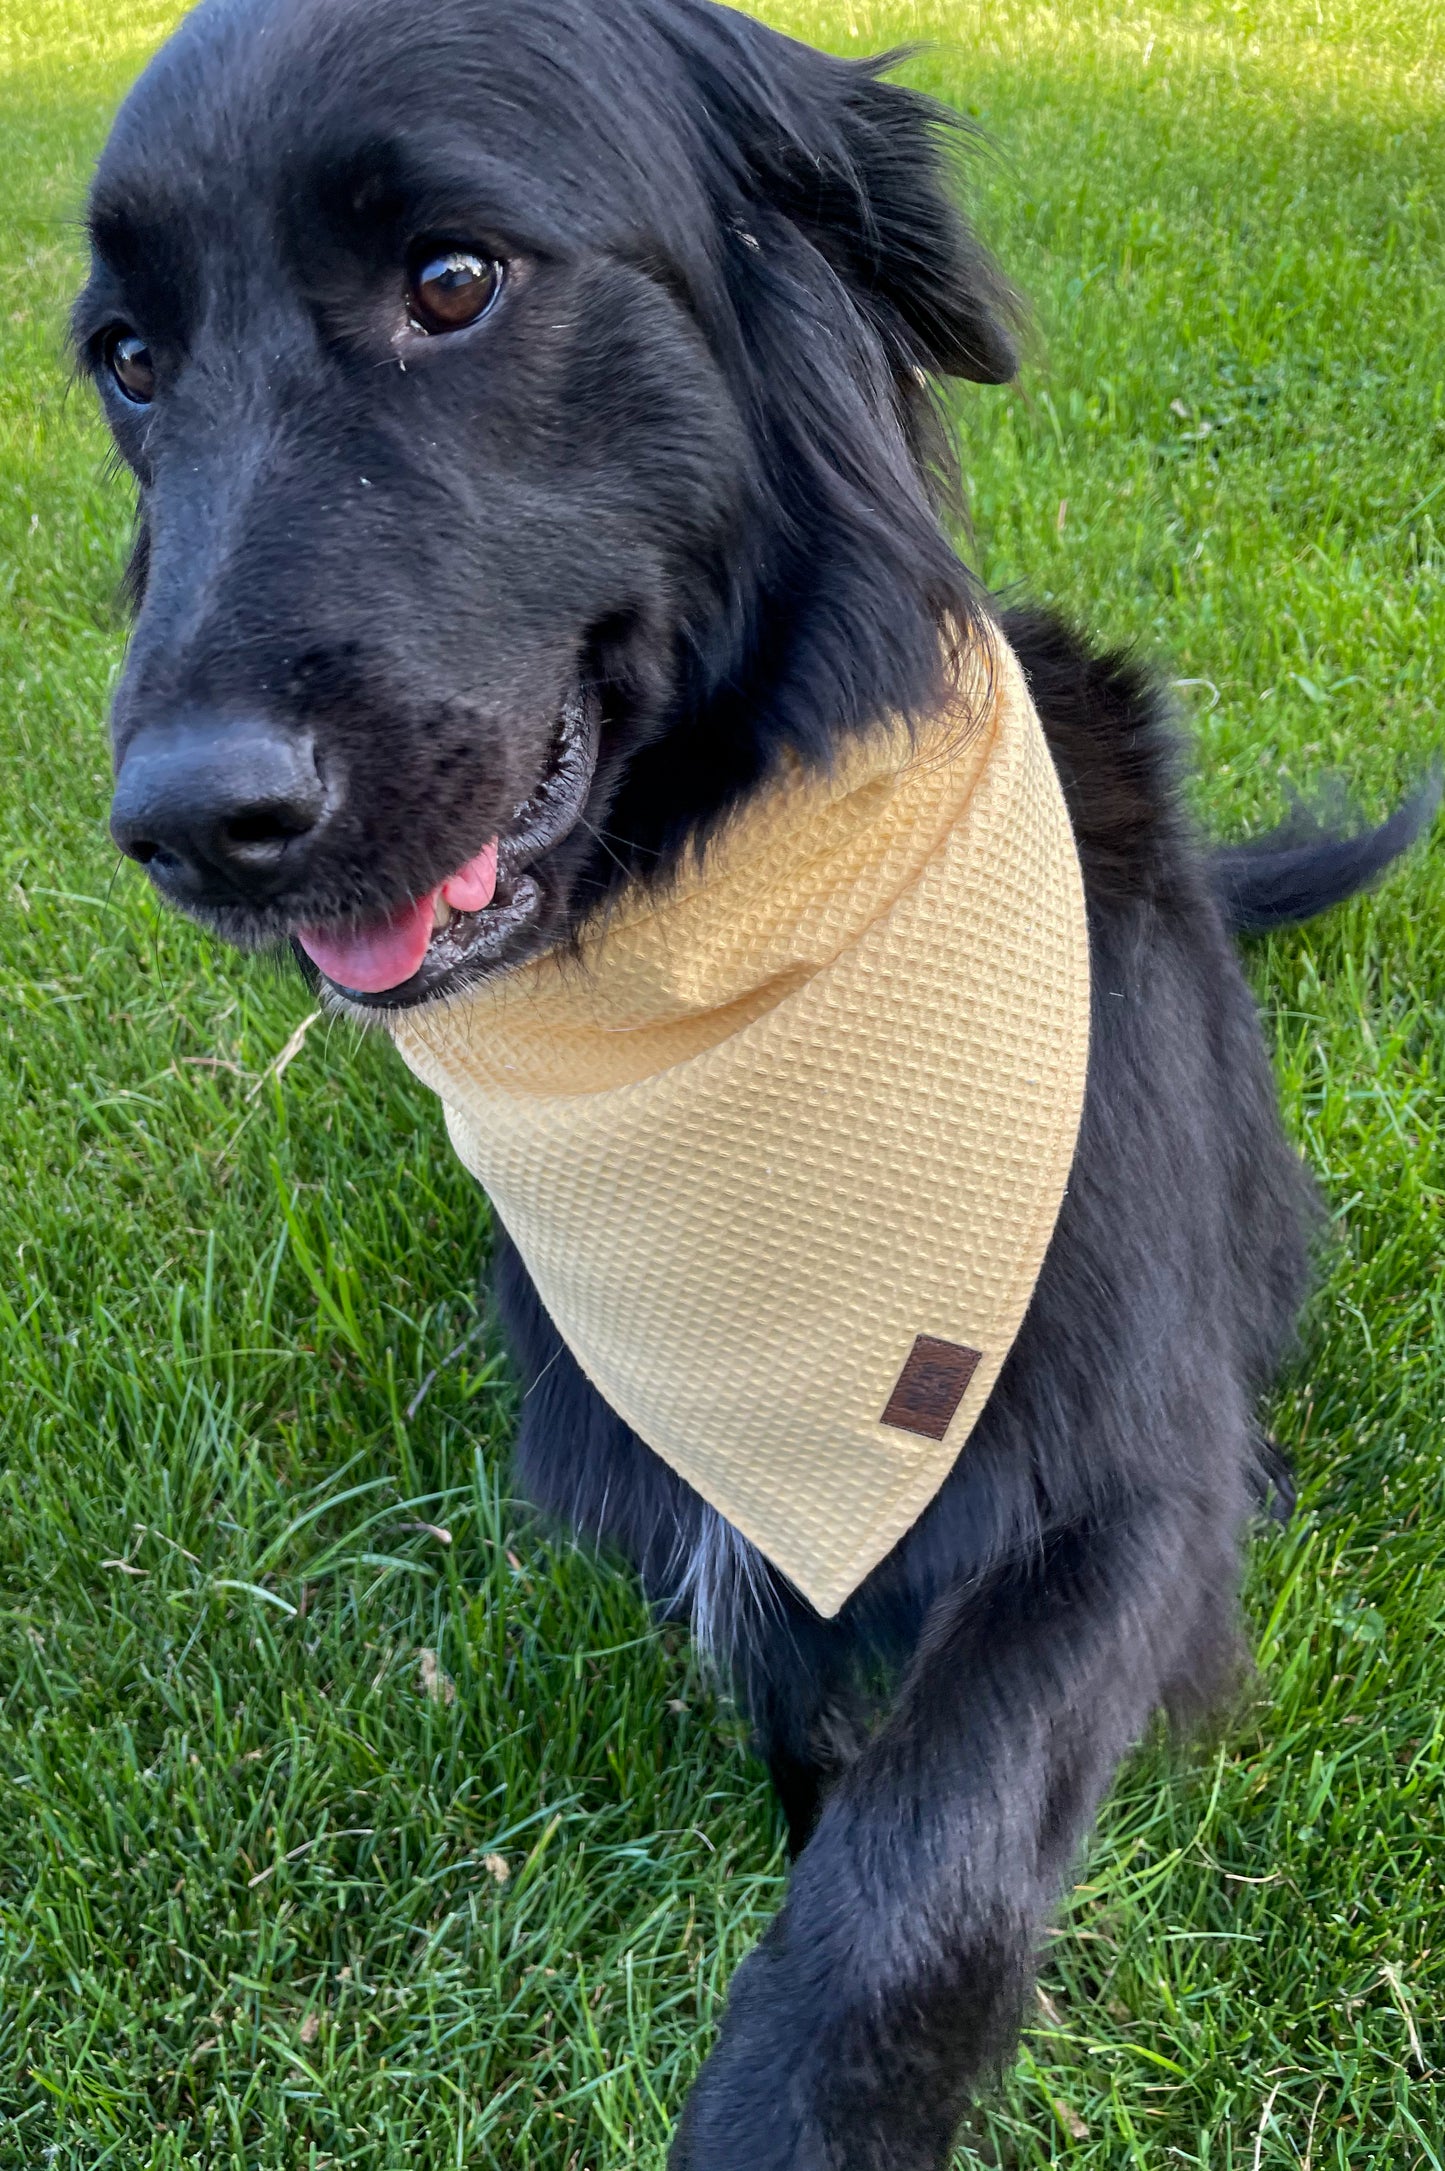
391, 632, 1090, 1616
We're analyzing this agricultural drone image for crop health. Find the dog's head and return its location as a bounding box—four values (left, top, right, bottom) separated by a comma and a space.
75, 0, 1018, 1010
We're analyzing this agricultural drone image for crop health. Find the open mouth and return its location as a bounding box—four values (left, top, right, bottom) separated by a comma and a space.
295, 692, 597, 1008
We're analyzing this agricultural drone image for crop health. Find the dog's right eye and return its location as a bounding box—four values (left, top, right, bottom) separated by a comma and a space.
106, 328, 155, 404
406, 249, 503, 335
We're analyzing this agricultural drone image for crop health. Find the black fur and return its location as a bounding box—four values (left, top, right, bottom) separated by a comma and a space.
76, 1, 1431, 2163
1213, 774, 1441, 933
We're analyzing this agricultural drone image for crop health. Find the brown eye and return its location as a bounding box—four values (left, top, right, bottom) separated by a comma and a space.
407, 249, 503, 334
107, 329, 155, 404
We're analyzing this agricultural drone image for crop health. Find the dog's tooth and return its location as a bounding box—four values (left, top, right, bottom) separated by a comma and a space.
432, 896, 454, 930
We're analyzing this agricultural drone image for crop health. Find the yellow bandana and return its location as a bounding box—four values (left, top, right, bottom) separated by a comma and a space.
390, 632, 1089, 1616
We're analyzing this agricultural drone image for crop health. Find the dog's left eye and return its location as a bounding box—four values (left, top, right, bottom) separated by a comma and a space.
407, 249, 503, 335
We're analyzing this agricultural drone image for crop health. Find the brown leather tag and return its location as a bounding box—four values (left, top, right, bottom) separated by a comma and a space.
880, 1335, 982, 1441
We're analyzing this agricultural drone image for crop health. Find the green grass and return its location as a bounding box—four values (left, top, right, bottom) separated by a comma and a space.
2, 0, 1444, 2162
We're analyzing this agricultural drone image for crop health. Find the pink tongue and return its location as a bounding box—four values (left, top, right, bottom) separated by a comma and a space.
441, 839, 499, 913
296, 838, 500, 995
297, 892, 437, 994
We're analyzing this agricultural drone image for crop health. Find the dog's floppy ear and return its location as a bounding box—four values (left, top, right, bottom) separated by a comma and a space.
728, 39, 1020, 387
762, 58, 1019, 384
653, 7, 1018, 385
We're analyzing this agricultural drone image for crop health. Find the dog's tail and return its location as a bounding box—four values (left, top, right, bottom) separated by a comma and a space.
1211, 773, 1440, 935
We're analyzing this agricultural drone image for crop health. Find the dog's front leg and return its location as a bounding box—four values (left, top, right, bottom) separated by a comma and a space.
670, 1490, 1235, 2171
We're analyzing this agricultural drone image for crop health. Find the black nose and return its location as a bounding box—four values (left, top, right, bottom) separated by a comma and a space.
110, 719, 329, 905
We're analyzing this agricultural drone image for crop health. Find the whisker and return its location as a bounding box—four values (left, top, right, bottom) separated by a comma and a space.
577, 816, 636, 883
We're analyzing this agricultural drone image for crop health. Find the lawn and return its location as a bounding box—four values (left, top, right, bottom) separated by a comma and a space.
2, 0, 1444, 2164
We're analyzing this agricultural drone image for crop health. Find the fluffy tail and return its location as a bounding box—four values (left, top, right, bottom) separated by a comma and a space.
1212, 774, 1440, 935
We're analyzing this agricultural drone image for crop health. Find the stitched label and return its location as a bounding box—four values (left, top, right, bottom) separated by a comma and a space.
880, 1336, 982, 1441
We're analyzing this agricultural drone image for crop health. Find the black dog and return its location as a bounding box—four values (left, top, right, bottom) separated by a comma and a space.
76, 1, 1434, 2161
